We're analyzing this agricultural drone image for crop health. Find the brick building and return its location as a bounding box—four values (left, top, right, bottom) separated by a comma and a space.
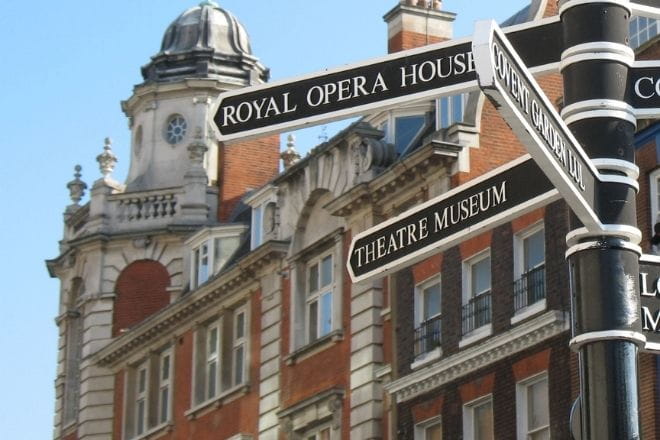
47, 1, 660, 439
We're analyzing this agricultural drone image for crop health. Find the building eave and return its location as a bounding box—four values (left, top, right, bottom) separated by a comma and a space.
384, 310, 570, 403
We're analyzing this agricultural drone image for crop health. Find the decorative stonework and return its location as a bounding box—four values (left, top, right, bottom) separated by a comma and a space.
67, 165, 87, 206
97, 137, 118, 179
385, 310, 569, 403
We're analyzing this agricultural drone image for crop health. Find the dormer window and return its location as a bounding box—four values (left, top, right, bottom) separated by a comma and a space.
437, 93, 468, 129
245, 185, 278, 250
186, 225, 247, 289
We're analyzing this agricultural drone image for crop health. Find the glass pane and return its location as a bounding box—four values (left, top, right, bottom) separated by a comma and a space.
631, 17, 639, 35
440, 97, 449, 128
452, 94, 464, 124
214, 236, 240, 273
472, 257, 491, 295
423, 283, 441, 319
308, 263, 319, 294
308, 300, 318, 341
650, 20, 658, 38
474, 400, 494, 440
524, 230, 545, 271
252, 206, 262, 247
395, 115, 425, 154
426, 422, 443, 440
137, 400, 146, 434
234, 345, 244, 385
528, 378, 549, 429
207, 361, 217, 398
208, 327, 218, 355
160, 387, 169, 423
321, 255, 333, 287
236, 312, 245, 339
138, 368, 147, 393
198, 243, 209, 284
320, 292, 333, 336
161, 355, 170, 381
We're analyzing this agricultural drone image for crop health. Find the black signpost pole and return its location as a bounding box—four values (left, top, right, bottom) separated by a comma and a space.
559, 1, 643, 438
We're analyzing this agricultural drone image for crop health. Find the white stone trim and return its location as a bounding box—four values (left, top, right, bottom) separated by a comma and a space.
385, 310, 569, 403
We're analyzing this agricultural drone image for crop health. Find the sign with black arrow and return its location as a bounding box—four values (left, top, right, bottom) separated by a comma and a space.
346, 156, 559, 283
213, 17, 562, 142
473, 20, 605, 233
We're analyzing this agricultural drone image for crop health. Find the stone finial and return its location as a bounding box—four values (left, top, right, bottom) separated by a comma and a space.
97, 137, 118, 179
281, 134, 301, 170
67, 165, 88, 205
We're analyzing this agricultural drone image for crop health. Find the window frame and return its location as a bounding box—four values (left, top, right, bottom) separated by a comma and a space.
135, 361, 149, 437
649, 168, 660, 236
437, 93, 469, 129
463, 394, 494, 440
232, 306, 248, 387
512, 223, 547, 320
157, 349, 173, 426
186, 225, 247, 289
414, 415, 443, 440
305, 252, 335, 344
413, 275, 442, 363
516, 372, 550, 440
460, 249, 492, 345
205, 320, 222, 401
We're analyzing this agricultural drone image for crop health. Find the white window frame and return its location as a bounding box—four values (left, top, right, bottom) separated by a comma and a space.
516, 372, 550, 440
232, 307, 248, 387
157, 349, 172, 426
303, 423, 333, 440
512, 223, 547, 323
205, 320, 221, 401
135, 361, 149, 437
463, 395, 494, 440
460, 249, 492, 346
630, 16, 659, 49
186, 225, 247, 289
437, 93, 469, 129
414, 415, 443, 440
305, 252, 335, 344
413, 276, 442, 366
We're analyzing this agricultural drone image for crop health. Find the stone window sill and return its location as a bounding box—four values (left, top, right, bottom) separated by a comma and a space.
459, 324, 492, 348
185, 383, 250, 420
511, 299, 547, 325
411, 347, 443, 370
285, 330, 344, 365
130, 422, 173, 440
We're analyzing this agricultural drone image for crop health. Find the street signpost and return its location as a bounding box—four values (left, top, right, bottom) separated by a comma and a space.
629, 61, 660, 118
472, 21, 604, 233
347, 156, 558, 282
213, 18, 562, 142
639, 254, 660, 352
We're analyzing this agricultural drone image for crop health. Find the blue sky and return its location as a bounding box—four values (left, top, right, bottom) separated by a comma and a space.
0, 1, 528, 438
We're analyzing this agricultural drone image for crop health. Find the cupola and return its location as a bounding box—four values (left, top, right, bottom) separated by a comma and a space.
141, 0, 269, 85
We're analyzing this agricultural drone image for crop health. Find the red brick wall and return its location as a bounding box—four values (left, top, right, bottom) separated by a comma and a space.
113, 373, 124, 440
218, 135, 280, 222
388, 31, 446, 53
113, 260, 171, 336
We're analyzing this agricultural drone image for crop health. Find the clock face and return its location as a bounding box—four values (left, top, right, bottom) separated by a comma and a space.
165, 115, 187, 145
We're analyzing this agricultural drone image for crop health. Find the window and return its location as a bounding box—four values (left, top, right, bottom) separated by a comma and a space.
164, 114, 187, 145
462, 251, 492, 336
371, 108, 433, 157
123, 348, 173, 439
233, 308, 247, 386
251, 204, 263, 249
463, 396, 494, 440
630, 16, 658, 49
192, 308, 249, 408
187, 226, 246, 289
306, 254, 334, 343
513, 225, 546, 312
304, 426, 332, 440
415, 416, 443, 440
516, 374, 550, 440
394, 114, 426, 155
414, 276, 442, 358
438, 93, 468, 129
650, 170, 660, 239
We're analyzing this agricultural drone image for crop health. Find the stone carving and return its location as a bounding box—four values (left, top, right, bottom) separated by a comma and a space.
67, 165, 87, 205
97, 138, 118, 179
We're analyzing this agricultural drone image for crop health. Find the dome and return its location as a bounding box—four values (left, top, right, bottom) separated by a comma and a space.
141, 1, 269, 85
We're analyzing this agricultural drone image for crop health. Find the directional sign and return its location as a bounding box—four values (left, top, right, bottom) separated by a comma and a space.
638, 254, 660, 352
629, 61, 660, 118
473, 21, 604, 233
213, 17, 562, 142
631, 1, 660, 20
346, 155, 559, 283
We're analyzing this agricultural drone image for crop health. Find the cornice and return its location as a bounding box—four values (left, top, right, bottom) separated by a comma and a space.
95, 240, 289, 368
328, 142, 458, 217
385, 310, 569, 403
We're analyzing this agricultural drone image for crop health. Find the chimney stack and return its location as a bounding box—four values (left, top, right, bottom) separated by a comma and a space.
384, 0, 456, 53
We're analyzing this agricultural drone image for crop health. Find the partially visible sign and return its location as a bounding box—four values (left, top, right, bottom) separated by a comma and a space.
212, 18, 562, 142
346, 156, 559, 283
639, 254, 660, 352
473, 21, 603, 233
631, 1, 660, 20
629, 61, 660, 118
